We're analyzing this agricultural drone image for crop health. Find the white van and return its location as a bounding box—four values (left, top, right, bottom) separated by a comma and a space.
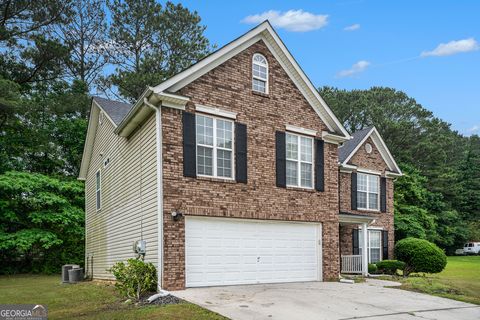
463, 242, 480, 254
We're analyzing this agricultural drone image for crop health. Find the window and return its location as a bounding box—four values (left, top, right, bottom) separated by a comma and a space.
196, 114, 234, 179
252, 53, 268, 93
357, 173, 379, 210
96, 170, 101, 210
286, 133, 313, 188
359, 229, 382, 263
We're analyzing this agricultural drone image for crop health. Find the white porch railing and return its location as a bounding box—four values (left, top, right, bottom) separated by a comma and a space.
341, 255, 363, 274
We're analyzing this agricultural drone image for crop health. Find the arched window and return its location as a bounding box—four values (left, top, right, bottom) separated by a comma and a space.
252, 53, 268, 93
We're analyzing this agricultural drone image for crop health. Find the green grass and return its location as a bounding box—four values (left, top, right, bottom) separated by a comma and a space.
395, 256, 480, 305
0, 275, 227, 320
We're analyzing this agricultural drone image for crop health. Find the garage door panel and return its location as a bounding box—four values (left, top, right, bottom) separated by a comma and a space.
185, 217, 321, 287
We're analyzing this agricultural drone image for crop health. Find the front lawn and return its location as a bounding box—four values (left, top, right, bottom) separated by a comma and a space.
396, 256, 480, 305
0, 275, 227, 320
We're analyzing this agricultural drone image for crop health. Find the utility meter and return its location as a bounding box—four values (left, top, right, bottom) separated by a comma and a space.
133, 240, 146, 255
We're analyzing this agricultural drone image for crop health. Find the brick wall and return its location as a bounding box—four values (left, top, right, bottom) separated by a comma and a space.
161, 40, 340, 289
339, 137, 395, 259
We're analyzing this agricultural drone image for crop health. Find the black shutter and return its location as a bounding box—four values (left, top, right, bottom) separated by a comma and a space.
380, 177, 387, 213
315, 139, 324, 192
275, 131, 286, 188
235, 123, 247, 183
352, 229, 359, 255
351, 172, 357, 210
382, 230, 389, 260
182, 112, 196, 178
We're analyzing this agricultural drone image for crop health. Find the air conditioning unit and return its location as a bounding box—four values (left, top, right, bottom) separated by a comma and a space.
61, 264, 79, 283
68, 268, 84, 283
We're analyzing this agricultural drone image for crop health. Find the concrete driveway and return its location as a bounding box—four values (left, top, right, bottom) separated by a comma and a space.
173, 279, 480, 320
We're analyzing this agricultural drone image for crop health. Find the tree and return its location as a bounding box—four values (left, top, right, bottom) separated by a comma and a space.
53, 0, 109, 87
0, 80, 89, 176
459, 135, 480, 221
104, 0, 213, 101
0, 76, 21, 128
459, 135, 480, 241
0, 0, 72, 87
0, 0, 71, 43
0, 171, 84, 274
318, 86, 464, 170
394, 164, 437, 241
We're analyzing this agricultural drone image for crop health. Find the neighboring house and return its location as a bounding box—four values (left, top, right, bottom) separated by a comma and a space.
78, 21, 402, 291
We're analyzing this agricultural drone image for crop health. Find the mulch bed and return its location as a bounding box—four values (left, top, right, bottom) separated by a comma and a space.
139, 294, 183, 306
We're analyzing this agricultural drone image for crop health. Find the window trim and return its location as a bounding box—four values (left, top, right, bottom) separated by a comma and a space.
252, 53, 269, 94
359, 229, 382, 263
96, 169, 101, 211
285, 132, 314, 189
196, 105, 237, 120
195, 113, 235, 180
357, 172, 380, 211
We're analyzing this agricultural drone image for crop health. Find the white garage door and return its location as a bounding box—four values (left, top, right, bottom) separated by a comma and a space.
185, 216, 322, 287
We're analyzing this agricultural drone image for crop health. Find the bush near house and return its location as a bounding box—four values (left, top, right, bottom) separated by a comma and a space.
109, 259, 157, 300
395, 237, 447, 276
368, 263, 378, 274
0, 171, 85, 275
376, 260, 405, 275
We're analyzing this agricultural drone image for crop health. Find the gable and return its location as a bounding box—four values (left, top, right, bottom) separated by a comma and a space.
178, 39, 329, 132
145, 21, 349, 140
348, 137, 389, 171
339, 127, 402, 176
79, 99, 131, 180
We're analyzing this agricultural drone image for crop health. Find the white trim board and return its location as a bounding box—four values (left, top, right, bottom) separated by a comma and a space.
78, 101, 101, 180
357, 167, 382, 175
286, 124, 316, 136
196, 105, 237, 119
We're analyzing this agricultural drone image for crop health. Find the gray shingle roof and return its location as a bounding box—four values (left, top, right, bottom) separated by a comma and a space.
338, 127, 373, 163
92, 96, 133, 126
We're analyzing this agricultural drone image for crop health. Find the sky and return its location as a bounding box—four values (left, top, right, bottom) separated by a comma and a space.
170, 0, 480, 136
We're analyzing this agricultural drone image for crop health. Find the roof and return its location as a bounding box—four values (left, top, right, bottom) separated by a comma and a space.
115, 20, 350, 139
338, 127, 373, 163
92, 96, 133, 126
338, 127, 402, 175
79, 21, 352, 180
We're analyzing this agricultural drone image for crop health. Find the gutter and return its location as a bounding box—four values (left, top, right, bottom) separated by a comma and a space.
144, 98, 164, 291
114, 87, 154, 135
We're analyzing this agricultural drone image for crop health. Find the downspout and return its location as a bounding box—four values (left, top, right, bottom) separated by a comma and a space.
144, 98, 164, 291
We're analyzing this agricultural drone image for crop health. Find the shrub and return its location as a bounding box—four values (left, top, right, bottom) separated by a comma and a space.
109, 259, 157, 300
0, 171, 85, 275
368, 263, 378, 274
375, 260, 406, 275
394, 238, 447, 276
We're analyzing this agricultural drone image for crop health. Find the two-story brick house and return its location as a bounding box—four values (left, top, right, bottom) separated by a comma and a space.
79, 21, 402, 290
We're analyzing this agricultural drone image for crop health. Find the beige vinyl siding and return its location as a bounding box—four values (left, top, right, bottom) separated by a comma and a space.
85, 107, 158, 279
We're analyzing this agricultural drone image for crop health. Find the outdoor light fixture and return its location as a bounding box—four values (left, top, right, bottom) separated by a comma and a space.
171, 211, 183, 221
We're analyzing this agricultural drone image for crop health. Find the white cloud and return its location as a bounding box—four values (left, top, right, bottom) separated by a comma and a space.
421, 38, 479, 57
336, 60, 370, 78
242, 10, 328, 32
468, 125, 480, 133
344, 24, 360, 31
